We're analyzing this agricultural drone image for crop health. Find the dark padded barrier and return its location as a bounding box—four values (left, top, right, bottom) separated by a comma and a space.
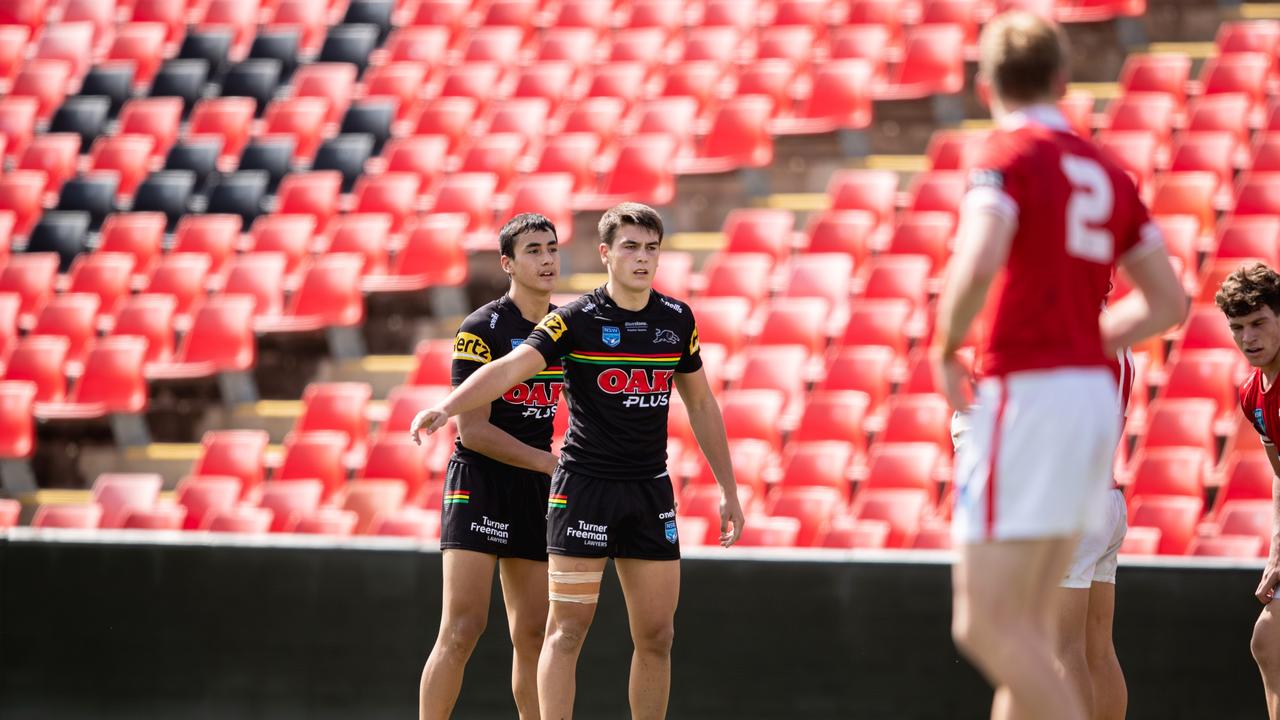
0, 536, 1265, 719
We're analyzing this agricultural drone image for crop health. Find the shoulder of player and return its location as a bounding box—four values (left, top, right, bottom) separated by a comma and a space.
648, 290, 694, 321
456, 300, 503, 338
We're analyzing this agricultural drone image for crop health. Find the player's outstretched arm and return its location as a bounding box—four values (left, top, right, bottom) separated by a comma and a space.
1101, 243, 1189, 355
1259, 442, 1280, 604
410, 344, 548, 444
455, 405, 558, 475
931, 205, 1016, 410
675, 368, 745, 547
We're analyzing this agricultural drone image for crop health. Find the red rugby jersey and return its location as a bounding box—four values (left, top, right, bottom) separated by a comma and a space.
966, 106, 1163, 377
1240, 367, 1280, 448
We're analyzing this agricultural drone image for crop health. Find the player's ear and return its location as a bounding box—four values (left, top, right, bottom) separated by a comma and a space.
1049, 69, 1068, 101
598, 241, 610, 267
499, 253, 513, 275
975, 74, 993, 109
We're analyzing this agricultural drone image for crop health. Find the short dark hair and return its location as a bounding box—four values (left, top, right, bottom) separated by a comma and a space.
978, 10, 1069, 103
1216, 262, 1280, 318
498, 213, 557, 258
598, 202, 664, 247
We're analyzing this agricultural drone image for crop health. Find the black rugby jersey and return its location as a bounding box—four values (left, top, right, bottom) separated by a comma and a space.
524, 286, 702, 481
451, 295, 564, 469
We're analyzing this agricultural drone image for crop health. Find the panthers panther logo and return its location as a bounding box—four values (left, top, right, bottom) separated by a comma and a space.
654, 328, 680, 345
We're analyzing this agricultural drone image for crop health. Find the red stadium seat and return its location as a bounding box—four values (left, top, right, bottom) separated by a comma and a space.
118, 98, 184, 158
1055, 0, 1146, 23
1250, 134, 1280, 174
172, 214, 240, 273
24, 57, 80, 118
860, 254, 932, 314
737, 344, 810, 417
0, 253, 57, 325
383, 384, 451, 436
827, 169, 898, 234
805, 210, 878, 263
297, 382, 372, 455
688, 297, 751, 355
0, 170, 48, 236
363, 62, 430, 121
675, 516, 711, 548
700, 252, 773, 308
587, 134, 679, 209
381, 136, 449, 191
0, 97, 39, 161
906, 171, 965, 218
1119, 525, 1161, 555
263, 98, 330, 162
360, 435, 433, 503
150, 295, 257, 377
0, 26, 31, 88
325, 214, 393, 279
736, 59, 800, 118
535, 134, 601, 194
509, 174, 575, 244
887, 212, 955, 274
248, 215, 315, 278
106, 22, 168, 86
1150, 172, 1218, 229
460, 135, 524, 193
1129, 495, 1203, 555
776, 441, 856, 498
660, 61, 726, 121
677, 96, 775, 174
782, 253, 854, 318
1186, 95, 1253, 155
511, 63, 577, 117
735, 516, 801, 548
0, 497, 19, 528
292, 63, 357, 123
175, 475, 242, 530
374, 507, 441, 538
352, 173, 421, 233
685, 438, 774, 497
1214, 449, 1273, 516
259, 479, 324, 532
99, 213, 167, 278
561, 96, 629, 152
1200, 53, 1270, 119
40, 335, 149, 418
277, 172, 342, 228
431, 173, 498, 238
439, 63, 505, 115
92, 473, 162, 529
927, 129, 990, 171
3, 336, 69, 402
267, 0, 328, 51
609, 27, 671, 65
880, 394, 952, 452
1135, 397, 1218, 458
722, 209, 796, 263
33, 503, 103, 529
88, 135, 156, 198
680, 26, 746, 65
755, 299, 830, 355
793, 391, 871, 457
1119, 54, 1191, 105
862, 442, 942, 500
342, 479, 408, 534
1104, 93, 1177, 150
912, 520, 952, 550
1127, 447, 1212, 501
392, 214, 469, 289
1189, 534, 1266, 558
18, 133, 80, 194
193, 430, 268, 499
0, 290, 18, 361
197, 0, 259, 52
1174, 307, 1237, 354
383, 26, 450, 65
276, 431, 349, 502
66, 252, 135, 317
1217, 20, 1280, 56
268, 253, 363, 330
851, 488, 930, 548
294, 507, 359, 536
626, 0, 685, 31
412, 97, 481, 158
142, 254, 209, 327
63, 0, 114, 51
841, 299, 914, 357
222, 252, 287, 320
556, 1, 614, 30
819, 346, 895, 413
30, 293, 99, 367
1197, 259, 1261, 305
1097, 130, 1158, 190
535, 27, 601, 66
189, 98, 257, 163
1159, 348, 1246, 420
875, 25, 965, 100
766, 486, 844, 547
819, 517, 891, 549
409, 338, 455, 387
1151, 214, 1201, 275
1234, 172, 1280, 216
1215, 499, 1272, 549
721, 389, 787, 449
207, 505, 273, 534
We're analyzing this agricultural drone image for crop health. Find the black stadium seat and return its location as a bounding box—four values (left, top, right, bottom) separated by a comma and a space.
340, 99, 395, 156
220, 59, 282, 117
177, 28, 233, 83
26, 211, 91, 272
165, 137, 224, 193
248, 29, 301, 83
57, 174, 118, 231
312, 134, 375, 193
206, 171, 269, 230
150, 59, 210, 116
133, 170, 196, 231
318, 25, 379, 77
49, 96, 110, 153
78, 64, 135, 118
238, 137, 295, 193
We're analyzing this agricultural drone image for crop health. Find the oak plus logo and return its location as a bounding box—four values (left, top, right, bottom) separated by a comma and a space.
502, 380, 564, 419
597, 368, 675, 408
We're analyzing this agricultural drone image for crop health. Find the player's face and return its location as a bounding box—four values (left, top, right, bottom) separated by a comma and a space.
601, 225, 660, 294
1229, 306, 1280, 368
506, 230, 560, 293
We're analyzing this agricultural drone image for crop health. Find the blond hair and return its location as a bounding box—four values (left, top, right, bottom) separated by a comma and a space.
978, 11, 1069, 103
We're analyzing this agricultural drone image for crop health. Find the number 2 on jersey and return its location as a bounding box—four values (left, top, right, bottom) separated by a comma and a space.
1060, 154, 1115, 264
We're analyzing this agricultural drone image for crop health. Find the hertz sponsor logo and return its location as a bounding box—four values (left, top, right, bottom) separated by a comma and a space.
536, 312, 567, 341
453, 332, 492, 364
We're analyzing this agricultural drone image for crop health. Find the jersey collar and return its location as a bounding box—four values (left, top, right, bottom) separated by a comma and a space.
999, 104, 1071, 134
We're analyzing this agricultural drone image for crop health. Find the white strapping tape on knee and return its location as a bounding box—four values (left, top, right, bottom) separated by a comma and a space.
549, 570, 603, 584
548, 591, 599, 604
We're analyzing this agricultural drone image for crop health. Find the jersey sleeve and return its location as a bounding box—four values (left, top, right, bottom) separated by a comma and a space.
1118, 178, 1165, 261
450, 315, 496, 388
676, 308, 703, 374
963, 133, 1024, 226
1242, 386, 1277, 447
524, 305, 576, 365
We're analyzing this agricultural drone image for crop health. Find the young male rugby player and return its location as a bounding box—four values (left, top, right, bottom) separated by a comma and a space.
932, 11, 1185, 720
1216, 263, 1280, 719
412, 202, 745, 719
419, 214, 562, 720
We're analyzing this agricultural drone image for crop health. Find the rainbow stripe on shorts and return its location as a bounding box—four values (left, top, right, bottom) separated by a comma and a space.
444, 491, 470, 505
547, 494, 568, 509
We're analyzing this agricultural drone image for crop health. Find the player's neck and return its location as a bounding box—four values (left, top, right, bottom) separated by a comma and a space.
603, 279, 650, 312
506, 285, 551, 324
1263, 359, 1280, 390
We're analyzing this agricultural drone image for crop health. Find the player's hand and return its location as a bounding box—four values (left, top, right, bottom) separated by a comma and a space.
1258, 557, 1280, 604
409, 407, 448, 445
719, 492, 746, 547
931, 348, 974, 413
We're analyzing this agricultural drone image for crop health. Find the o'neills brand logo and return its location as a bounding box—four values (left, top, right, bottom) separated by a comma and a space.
502, 381, 564, 419
568, 520, 608, 547
658, 509, 675, 520
597, 368, 675, 407
471, 516, 510, 543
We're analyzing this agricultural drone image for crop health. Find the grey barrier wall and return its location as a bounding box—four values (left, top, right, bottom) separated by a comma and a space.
0, 532, 1266, 719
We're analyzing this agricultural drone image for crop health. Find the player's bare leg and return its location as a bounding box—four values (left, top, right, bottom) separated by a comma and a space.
538, 554, 607, 720
421, 549, 497, 720
1084, 581, 1126, 720
1053, 588, 1093, 717
954, 538, 1084, 720
615, 558, 680, 720
1253, 603, 1280, 719
499, 558, 550, 719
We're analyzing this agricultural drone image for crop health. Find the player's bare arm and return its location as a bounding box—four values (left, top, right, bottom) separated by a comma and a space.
1259, 441, 1280, 604
411, 344, 548, 442
931, 203, 1016, 410
1100, 242, 1187, 355
455, 404, 558, 476
675, 368, 745, 546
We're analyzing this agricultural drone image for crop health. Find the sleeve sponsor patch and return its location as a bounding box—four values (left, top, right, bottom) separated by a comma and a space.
453, 332, 492, 364
967, 168, 1004, 191
536, 312, 567, 341
688, 326, 700, 355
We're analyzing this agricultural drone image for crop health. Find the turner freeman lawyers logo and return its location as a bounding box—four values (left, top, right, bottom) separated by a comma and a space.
471, 516, 510, 544
654, 328, 680, 344
568, 520, 608, 548
601, 325, 621, 347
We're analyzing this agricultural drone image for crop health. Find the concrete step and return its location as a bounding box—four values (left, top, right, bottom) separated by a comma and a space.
1145, 41, 1218, 58
1240, 3, 1280, 20
77, 443, 203, 490
318, 356, 418, 399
